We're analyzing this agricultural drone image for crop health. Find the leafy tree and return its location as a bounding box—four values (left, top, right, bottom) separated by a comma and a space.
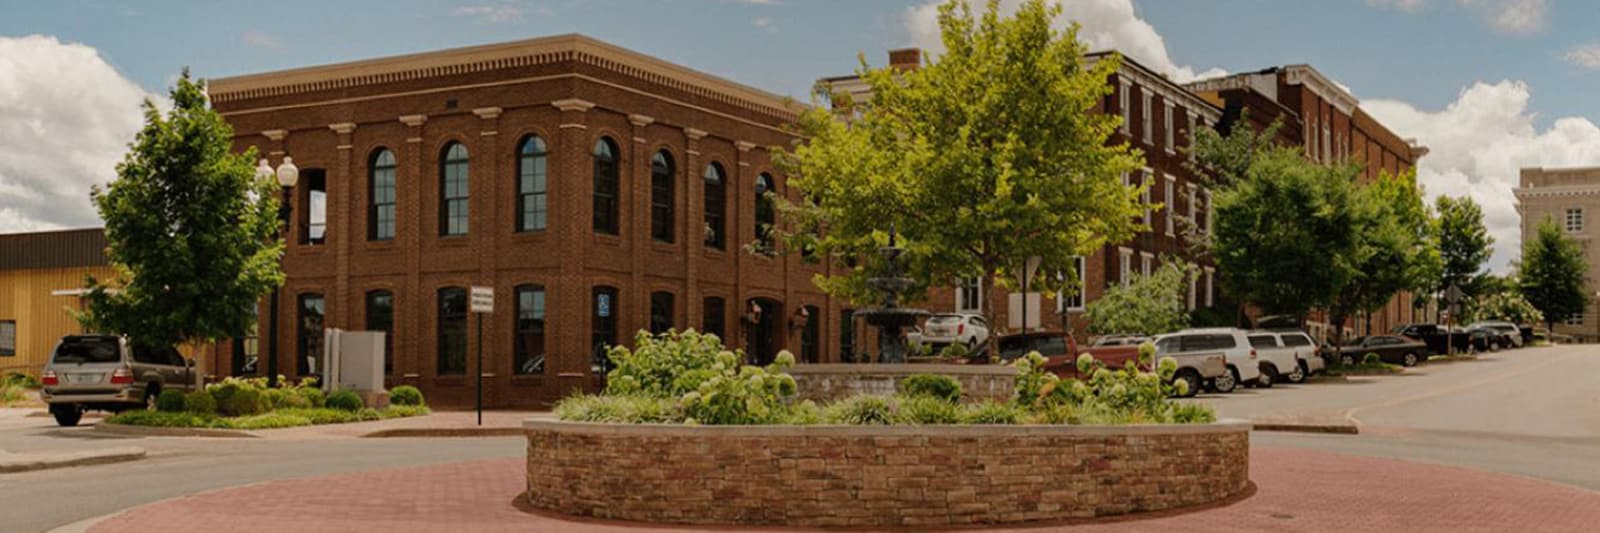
1519, 218, 1589, 334
776, 0, 1145, 346
1084, 260, 1194, 336
78, 71, 282, 350
1434, 195, 1494, 299
1463, 289, 1543, 325
1327, 170, 1435, 339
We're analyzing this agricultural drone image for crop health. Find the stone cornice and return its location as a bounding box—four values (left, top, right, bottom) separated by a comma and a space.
261, 129, 288, 141
1514, 186, 1600, 199
551, 98, 596, 112
472, 107, 503, 119
735, 141, 756, 152
684, 128, 708, 140
1283, 64, 1359, 115
627, 113, 655, 127
328, 122, 357, 134
399, 114, 427, 127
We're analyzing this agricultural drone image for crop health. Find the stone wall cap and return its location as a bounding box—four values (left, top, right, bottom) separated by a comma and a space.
523, 418, 1252, 437
785, 363, 1018, 376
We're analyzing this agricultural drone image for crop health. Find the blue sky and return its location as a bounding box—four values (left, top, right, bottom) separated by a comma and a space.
3, 0, 1599, 270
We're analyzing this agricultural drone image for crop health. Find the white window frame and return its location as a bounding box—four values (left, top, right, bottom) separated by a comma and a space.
1141, 90, 1152, 145
1118, 247, 1133, 287
1566, 208, 1584, 233
1164, 174, 1176, 236
1323, 123, 1332, 163
1140, 168, 1152, 228
1566, 313, 1584, 326
1204, 267, 1215, 307
1187, 183, 1198, 230
1188, 112, 1199, 162
1119, 81, 1131, 135
1140, 252, 1154, 277
1202, 189, 1214, 234
1163, 102, 1175, 154
955, 276, 982, 313
1306, 117, 1317, 161
1057, 256, 1087, 313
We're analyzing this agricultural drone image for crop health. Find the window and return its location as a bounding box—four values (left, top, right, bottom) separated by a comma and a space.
296, 293, 325, 376
956, 276, 982, 312
437, 287, 467, 375
1057, 256, 1086, 312
840, 309, 856, 362
232, 306, 258, 375
591, 286, 619, 374
704, 163, 727, 249
703, 297, 726, 339
650, 291, 674, 334
800, 305, 820, 364
1247, 335, 1279, 349
0, 320, 14, 356
1118, 248, 1133, 287
754, 173, 776, 249
1119, 81, 1131, 134
1187, 184, 1197, 228
593, 138, 620, 235
1204, 267, 1215, 307
1140, 170, 1152, 227
1203, 189, 1213, 234
1141, 89, 1152, 144
1140, 252, 1154, 276
440, 142, 470, 236
1567, 208, 1584, 233
1281, 334, 1313, 348
1188, 112, 1199, 162
365, 290, 394, 375
1163, 103, 1175, 152
1164, 175, 1176, 236
1322, 124, 1331, 163
300, 169, 327, 245
651, 150, 675, 242
1187, 274, 1197, 311
517, 136, 548, 232
1566, 314, 1584, 326
369, 150, 397, 240
514, 285, 546, 375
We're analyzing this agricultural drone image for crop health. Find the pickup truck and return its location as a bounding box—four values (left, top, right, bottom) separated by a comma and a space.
1390, 323, 1467, 355
993, 331, 1225, 397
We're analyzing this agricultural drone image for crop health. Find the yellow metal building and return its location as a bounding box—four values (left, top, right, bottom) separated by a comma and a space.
0, 229, 115, 377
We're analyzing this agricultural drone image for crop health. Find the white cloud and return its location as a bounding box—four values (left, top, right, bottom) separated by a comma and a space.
904, 0, 1225, 83
240, 29, 281, 49
454, 5, 525, 23
1364, 81, 1600, 272
0, 35, 151, 234
1367, 0, 1547, 34
1564, 43, 1600, 69
753, 16, 777, 33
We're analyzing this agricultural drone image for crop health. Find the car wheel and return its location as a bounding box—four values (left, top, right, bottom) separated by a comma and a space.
1286, 362, 1306, 384
1174, 370, 1202, 398
1339, 354, 1355, 366
50, 404, 83, 427
1402, 352, 1419, 367
1257, 366, 1275, 388
1214, 366, 1239, 394
143, 384, 161, 411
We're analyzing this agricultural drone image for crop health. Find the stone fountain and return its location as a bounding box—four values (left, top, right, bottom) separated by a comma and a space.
854, 226, 930, 363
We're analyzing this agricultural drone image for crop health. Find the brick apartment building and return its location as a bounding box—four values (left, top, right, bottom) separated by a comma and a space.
1515, 166, 1600, 341
207, 34, 850, 407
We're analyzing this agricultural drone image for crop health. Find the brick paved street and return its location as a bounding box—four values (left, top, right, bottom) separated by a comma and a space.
85, 447, 1600, 533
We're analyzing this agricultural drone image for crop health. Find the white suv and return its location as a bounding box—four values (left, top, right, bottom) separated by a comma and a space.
1246, 330, 1323, 385
1154, 328, 1260, 393
917, 313, 990, 354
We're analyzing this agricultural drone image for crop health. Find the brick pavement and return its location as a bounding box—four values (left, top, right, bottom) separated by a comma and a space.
86, 447, 1600, 532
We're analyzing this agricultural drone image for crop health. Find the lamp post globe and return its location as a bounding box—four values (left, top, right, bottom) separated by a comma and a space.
255, 159, 274, 182
275, 156, 299, 188
265, 155, 298, 388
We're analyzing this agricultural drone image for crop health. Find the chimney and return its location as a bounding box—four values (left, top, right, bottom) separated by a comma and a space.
888, 48, 922, 71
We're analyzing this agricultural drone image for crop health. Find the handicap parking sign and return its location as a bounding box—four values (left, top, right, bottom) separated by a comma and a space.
598, 294, 611, 317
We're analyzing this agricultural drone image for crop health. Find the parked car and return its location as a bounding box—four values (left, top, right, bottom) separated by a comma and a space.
1463, 326, 1502, 353
1089, 334, 1147, 347
39, 335, 199, 427
1335, 335, 1428, 367
1466, 321, 1524, 348
1246, 330, 1326, 386
1390, 323, 1469, 355
996, 332, 1139, 378
918, 313, 990, 355
1152, 328, 1259, 395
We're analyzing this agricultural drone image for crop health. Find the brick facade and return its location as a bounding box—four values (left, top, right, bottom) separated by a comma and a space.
208, 35, 850, 408
786, 363, 1017, 403
524, 420, 1252, 527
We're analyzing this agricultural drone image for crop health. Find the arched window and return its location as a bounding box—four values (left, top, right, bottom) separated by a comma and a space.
592, 138, 620, 235
296, 293, 325, 376
369, 149, 396, 241
365, 290, 394, 374
591, 286, 619, 374
702, 296, 726, 340
650, 291, 674, 334
514, 285, 546, 375
800, 305, 820, 364
754, 173, 776, 249
703, 162, 726, 249
517, 136, 548, 232
437, 287, 467, 375
650, 150, 675, 243
440, 143, 470, 236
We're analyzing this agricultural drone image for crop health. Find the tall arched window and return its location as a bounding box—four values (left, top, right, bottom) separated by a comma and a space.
369, 149, 397, 241
297, 293, 325, 376
592, 138, 620, 235
754, 173, 776, 249
513, 284, 546, 375
437, 287, 467, 375
517, 136, 548, 232
650, 150, 675, 243
703, 162, 726, 249
440, 142, 470, 236
365, 290, 394, 374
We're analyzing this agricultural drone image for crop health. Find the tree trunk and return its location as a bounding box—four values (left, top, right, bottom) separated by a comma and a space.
980, 272, 998, 362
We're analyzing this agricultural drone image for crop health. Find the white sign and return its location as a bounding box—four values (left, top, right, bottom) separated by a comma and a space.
470, 286, 494, 313
598, 294, 612, 317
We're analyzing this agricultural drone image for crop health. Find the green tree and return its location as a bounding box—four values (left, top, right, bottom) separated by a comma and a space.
777, 0, 1144, 345
1084, 261, 1194, 336
77, 71, 283, 350
1463, 289, 1543, 325
1519, 218, 1588, 334
1434, 195, 1494, 301
1328, 170, 1435, 338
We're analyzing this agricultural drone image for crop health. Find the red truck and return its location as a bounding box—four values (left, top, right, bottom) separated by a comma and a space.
992, 331, 1143, 379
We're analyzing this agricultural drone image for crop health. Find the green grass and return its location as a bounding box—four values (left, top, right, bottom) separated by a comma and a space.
104, 404, 431, 429
1325, 361, 1403, 375
1, 383, 31, 407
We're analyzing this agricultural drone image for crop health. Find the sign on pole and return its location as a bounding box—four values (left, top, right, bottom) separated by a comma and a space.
469, 286, 492, 426
470, 286, 495, 314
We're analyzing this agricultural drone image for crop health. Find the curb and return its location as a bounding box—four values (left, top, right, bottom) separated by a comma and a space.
93, 423, 260, 439
361, 427, 525, 438
1250, 422, 1360, 435
43, 513, 115, 533
0, 446, 147, 474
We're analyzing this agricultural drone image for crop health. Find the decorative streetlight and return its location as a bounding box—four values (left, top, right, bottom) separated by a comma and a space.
261, 156, 298, 388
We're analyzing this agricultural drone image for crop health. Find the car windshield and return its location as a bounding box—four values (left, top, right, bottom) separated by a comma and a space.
51, 336, 121, 364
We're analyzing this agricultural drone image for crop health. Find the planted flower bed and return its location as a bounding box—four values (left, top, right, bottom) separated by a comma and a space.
104, 378, 429, 430
528, 331, 1248, 527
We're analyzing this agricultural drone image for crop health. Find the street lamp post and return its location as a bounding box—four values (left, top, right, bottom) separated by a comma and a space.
258, 157, 298, 388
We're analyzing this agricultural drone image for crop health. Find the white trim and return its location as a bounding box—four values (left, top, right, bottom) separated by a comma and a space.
1203, 267, 1215, 307
1164, 174, 1177, 237
1140, 168, 1153, 228
955, 276, 982, 313
1118, 81, 1132, 134
1118, 247, 1134, 287
1057, 256, 1088, 313
1139, 252, 1155, 276
1187, 276, 1197, 311
1163, 101, 1175, 154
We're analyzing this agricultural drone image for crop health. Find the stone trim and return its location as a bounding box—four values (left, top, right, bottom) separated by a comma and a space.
328, 122, 357, 134
734, 140, 757, 152
472, 106, 503, 119
551, 98, 596, 112
399, 114, 427, 127
684, 128, 708, 140
524, 418, 1251, 436
627, 113, 655, 127
261, 129, 288, 141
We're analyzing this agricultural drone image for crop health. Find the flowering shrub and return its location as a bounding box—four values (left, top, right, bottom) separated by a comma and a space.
900, 374, 962, 402
679, 351, 799, 425
604, 330, 733, 398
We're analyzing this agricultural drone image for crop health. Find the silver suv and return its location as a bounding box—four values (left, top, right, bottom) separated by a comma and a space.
1153, 328, 1261, 394
40, 335, 199, 427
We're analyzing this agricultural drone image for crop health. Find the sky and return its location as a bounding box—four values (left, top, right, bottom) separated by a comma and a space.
4, 0, 1600, 272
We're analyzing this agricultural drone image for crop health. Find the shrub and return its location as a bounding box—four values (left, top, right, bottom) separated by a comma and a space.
895, 395, 962, 424
1363, 352, 1383, 365
275, 408, 358, 425
777, 401, 823, 425
356, 407, 383, 421
295, 387, 326, 408
273, 389, 312, 409
388, 385, 425, 406
105, 410, 212, 427
227, 413, 312, 430
678, 351, 799, 425
380, 405, 432, 419
900, 374, 962, 403
155, 389, 187, 412
604, 330, 738, 398
822, 395, 899, 425
326, 390, 364, 412
207, 381, 242, 406
183, 390, 217, 415
4, 372, 42, 389
961, 400, 1023, 424
1171, 403, 1217, 424
938, 342, 970, 359
0, 384, 30, 406
218, 388, 267, 417
554, 394, 682, 423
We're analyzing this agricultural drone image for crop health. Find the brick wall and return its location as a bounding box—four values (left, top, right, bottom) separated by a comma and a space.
524, 420, 1251, 527
786, 363, 1016, 403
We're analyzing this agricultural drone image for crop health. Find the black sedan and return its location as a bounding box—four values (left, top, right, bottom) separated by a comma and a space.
1335, 335, 1429, 367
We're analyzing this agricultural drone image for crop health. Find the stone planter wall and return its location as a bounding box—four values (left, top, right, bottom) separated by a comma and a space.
524, 420, 1251, 527
786, 363, 1016, 403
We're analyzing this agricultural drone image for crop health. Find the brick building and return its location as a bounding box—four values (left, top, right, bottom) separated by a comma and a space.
1515, 166, 1600, 341
208, 34, 850, 407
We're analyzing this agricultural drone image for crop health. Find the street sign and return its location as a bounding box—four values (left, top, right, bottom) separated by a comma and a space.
1444, 284, 1464, 305
470, 286, 494, 313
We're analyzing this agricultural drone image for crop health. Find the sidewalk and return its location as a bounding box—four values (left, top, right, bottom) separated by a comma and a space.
251, 410, 552, 440
80, 447, 1600, 532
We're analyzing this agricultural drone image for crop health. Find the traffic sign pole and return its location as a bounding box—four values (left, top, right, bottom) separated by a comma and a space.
468, 286, 494, 427
476, 313, 483, 426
